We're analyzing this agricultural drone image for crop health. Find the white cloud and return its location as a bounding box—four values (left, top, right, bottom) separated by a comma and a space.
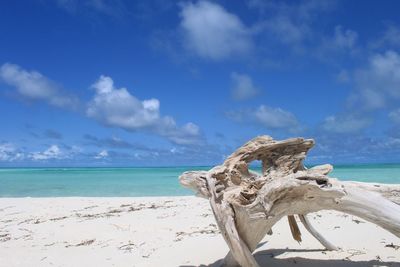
249, 0, 335, 47
226, 105, 300, 132
385, 137, 400, 147
262, 16, 308, 45
316, 26, 358, 61
337, 69, 350, 83
351, 50, 400, 110
389, 108, 400, 124
381, 25, 400, 46
0, 63, 79, 109
254, 105, 299, 130
332, 25, 358, 49
231, 72, 258, 100
70, 145, 83, 154
86, 75, 202, 145
179, 1, 252, 60
30, 145, 63, 161
87, 75, 160, 129
94, 150, 108, 159
0, 143, 24, 162
1, 143, 81, 162
370, 25, 400, 49
321, 51, 400, 135
322, 115, 371, 134
0, 64, 204, 147
166, 122, 202, 145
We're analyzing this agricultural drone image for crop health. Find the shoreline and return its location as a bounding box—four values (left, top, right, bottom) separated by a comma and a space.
1, 180, 400, 199
1, 196, 400, 266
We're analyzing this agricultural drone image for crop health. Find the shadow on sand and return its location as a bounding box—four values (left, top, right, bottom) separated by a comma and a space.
180, 248, 400, 267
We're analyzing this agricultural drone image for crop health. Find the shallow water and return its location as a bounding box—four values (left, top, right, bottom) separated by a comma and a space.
0, 164, 399, 197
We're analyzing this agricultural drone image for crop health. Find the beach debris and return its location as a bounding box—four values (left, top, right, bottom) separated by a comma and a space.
49, 216, 68, 221
118, 241, 137, 253
385, 243, 400, 250
352, 218, 365, 224
180, 135, 400, 267
0, 233, 11, 242
174, 226, 220, 242
84, 205, 98, 209
66, 239, 95, 247
74, 203, 178, 221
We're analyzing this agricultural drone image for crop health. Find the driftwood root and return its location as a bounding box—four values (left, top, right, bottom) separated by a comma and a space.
180, 136, 400, 267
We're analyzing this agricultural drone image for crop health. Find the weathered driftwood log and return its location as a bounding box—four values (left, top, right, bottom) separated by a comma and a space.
179, 136, 400, 267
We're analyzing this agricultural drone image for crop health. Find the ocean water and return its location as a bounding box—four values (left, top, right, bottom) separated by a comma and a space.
0, 164, 399, 197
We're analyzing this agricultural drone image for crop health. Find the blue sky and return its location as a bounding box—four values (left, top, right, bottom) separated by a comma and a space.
1, 0, 400, 166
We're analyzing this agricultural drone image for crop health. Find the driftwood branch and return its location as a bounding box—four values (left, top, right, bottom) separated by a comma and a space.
298, 214, 337, 251
179, 135, 400, 267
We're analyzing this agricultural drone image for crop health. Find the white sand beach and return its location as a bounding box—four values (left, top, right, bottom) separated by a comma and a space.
0, 196, 399, 267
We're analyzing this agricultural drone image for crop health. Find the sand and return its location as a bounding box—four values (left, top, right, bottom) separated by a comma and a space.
0, 196, 399, 267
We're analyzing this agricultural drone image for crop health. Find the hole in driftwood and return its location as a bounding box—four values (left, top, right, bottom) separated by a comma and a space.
249, 160, 263, 175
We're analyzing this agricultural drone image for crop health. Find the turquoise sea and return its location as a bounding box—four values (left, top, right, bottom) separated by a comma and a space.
0, 164, 400, 197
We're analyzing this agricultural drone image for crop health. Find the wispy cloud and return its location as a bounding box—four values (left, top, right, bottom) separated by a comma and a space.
226, 105, 301, 133
0, 139, 226, 166
370, 24, 400, 50
336, 69, 350, 83
23, 128, 63, 140
321, 114, 371, 134
321, 50, 400, 134
316, 25, 359, 61
230, 72, 259, 101
83, 134, 156, 151
331, 25, 358, 50
155, 0, 343, 66
389, 108, 400, 124
179, 1, 253, 60
0, 63, 79, 110
44, 129, 63, 140
310, 134, 400, 164
0, 143, 24, 162
55, 0, 126, 17
28, 144, 83, 161
29, 145, 63, 161
388, 108, 400, 138
249, 0, 336, 46
350, 50, 400, 111
245, 0, 362, 68
94, 149, 108, 159
0, 63, 205, 147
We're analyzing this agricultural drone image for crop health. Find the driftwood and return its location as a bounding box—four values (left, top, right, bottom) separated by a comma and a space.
179, 136, 400, 267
